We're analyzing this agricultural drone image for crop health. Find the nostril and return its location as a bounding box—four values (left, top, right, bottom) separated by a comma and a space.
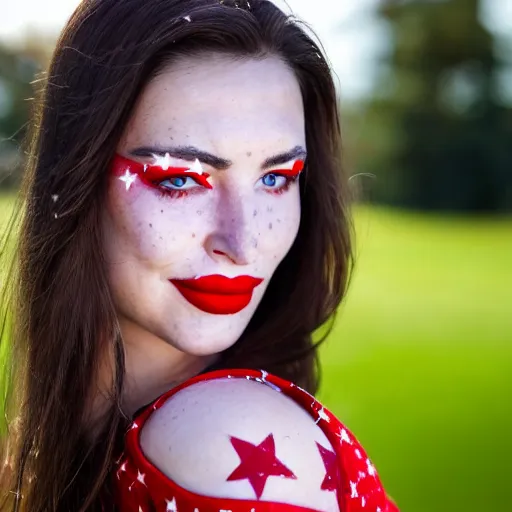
213, 249, 226, 256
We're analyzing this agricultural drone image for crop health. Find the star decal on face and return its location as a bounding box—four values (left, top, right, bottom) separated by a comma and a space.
118, 169, 137, 190
316, 442, 339, 495
185, 158, 205, 175
227, 433, 296, 499
151, 152, 173, 170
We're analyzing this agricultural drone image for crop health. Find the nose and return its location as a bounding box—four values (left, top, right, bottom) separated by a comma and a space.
204, 189, 257, 266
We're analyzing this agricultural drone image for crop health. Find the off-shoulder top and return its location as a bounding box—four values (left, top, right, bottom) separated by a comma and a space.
111, 369, 399, 512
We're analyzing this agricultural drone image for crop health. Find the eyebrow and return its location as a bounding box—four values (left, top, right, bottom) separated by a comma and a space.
128, 145, 307, 171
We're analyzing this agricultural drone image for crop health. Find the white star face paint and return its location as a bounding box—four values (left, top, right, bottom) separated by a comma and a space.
118, 168, 138, 190
102, 53, 305, 386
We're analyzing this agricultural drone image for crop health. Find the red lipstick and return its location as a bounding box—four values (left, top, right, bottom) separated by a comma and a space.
170, 275, 263, 315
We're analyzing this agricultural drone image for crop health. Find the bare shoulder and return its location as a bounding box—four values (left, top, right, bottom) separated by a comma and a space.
140, 377, 339, 510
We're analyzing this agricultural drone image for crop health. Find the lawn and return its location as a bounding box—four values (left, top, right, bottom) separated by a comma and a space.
1, 196, 511, 511
318, 206, 512, 512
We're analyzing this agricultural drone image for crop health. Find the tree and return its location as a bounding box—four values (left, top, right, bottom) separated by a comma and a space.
354, 0, 512, 212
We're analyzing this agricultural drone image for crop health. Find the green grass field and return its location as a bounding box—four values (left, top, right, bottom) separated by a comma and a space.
318, 207, 512, 512
1, 196, 510, 511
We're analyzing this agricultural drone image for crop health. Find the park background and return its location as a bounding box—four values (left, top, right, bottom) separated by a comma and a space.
1, 0, 511, 510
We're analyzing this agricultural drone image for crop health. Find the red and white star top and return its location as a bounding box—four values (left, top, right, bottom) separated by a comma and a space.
112, 369, 399, 512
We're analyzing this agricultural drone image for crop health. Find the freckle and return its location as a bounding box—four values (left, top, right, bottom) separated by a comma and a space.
196, 210, 203, 216
253, 209, 258, 217
268, 222, 273, 230
149, 223, 153, 228
277, 218, 281, 223
159, 236, 163, 240
246, 151, 252, 157
267, 206, 273, 213
192, 233, 196, 238
152, 244, 156, 248
161, 210, 164, 213
251, 237, 258, 248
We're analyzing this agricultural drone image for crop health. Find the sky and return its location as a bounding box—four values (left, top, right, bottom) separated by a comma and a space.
1, 0, 511, 101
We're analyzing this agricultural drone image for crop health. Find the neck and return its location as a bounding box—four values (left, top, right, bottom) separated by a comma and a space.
91, 317, 219, 425
120, 317, 219, 417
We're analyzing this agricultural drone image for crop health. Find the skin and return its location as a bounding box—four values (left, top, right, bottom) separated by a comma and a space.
141, 379, 340, 510
101, 53, 306, 416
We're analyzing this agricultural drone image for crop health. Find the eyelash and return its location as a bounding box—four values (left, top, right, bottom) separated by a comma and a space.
153, 172, 300, 199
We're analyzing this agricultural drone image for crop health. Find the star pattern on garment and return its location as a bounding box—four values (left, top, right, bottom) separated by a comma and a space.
111, 368, 400, 512
227, 433, 296, 499
316, 442, 339, 495
315, 406, 331, 424
118, 169, 137, 190
137, 470, 147, 486
165, 497, 177, 511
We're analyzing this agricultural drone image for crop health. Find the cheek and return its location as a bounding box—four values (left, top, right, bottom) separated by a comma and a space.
256, 191, 301, 263
105, 182, 206, 265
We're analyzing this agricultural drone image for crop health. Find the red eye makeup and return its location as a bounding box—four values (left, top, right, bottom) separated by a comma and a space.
269, 158, 305, 178
259, 158, 304, 195
111, 153, 212, 196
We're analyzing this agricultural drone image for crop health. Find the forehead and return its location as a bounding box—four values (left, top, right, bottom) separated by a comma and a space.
119, 53, 305, 151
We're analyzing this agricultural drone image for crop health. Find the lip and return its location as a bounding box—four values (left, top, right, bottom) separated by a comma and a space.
170, 275, 264, 315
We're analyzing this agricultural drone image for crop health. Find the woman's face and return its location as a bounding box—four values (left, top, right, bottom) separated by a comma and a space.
103, 53, 305, 356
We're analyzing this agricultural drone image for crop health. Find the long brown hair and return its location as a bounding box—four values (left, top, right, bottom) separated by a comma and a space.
0, 0, 354, 510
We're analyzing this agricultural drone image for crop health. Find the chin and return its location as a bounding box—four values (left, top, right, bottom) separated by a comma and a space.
162, 322, 249, 358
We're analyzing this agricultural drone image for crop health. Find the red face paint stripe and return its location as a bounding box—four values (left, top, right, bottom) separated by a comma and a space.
111, 154, 213, 189
268, 158, 305, 177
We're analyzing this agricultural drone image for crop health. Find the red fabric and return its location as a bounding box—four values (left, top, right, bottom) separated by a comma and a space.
112, 369, 399, 512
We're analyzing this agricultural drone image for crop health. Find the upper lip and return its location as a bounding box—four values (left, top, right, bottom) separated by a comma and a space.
170, 275, 263, 295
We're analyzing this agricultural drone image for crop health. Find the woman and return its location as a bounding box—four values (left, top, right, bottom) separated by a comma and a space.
0, 0, 395, 510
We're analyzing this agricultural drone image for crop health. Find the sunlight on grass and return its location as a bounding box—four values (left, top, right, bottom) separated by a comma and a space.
318, 206, 512, 512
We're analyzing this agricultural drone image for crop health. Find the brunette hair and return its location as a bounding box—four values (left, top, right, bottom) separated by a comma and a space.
0, 0, 354, 510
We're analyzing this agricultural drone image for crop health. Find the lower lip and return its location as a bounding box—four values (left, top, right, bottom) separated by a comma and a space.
170, 277, 263, 315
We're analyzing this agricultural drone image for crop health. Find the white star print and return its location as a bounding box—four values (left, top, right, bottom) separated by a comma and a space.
131, 421, 139, 430
185, 158, 205, 175
139, 507, 144, 512
137, 470, 146, 486
116, 462, 127, 480
151, 152, 173, 170
350, 481, 359, 498
166, 497, 178, 511
355, 448, 362, 459
118, 169, 137, 190
315, 406, 330, 424
361, 496, 366, 508
367, 458, 376, 476
51, 194, 59, 202
337, 428, 352, 445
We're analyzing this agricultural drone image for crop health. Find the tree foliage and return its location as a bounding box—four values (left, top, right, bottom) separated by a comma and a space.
354, 0, 512, 212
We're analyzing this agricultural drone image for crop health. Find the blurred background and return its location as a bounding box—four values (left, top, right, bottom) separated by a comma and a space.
1, 0, 511, 510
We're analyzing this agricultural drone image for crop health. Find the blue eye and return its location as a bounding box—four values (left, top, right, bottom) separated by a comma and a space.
263, 173, 277, 187
261, 173, 289, 188
159, 176, 197, 190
